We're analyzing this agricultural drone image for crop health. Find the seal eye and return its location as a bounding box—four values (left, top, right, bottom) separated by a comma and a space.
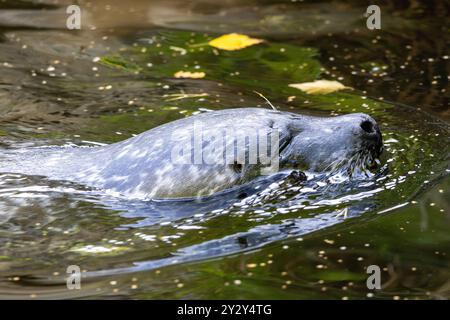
231, 161, 244, 175
360, 120, 374, 134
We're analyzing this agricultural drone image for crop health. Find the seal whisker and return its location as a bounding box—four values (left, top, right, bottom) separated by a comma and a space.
253, 91, 278, 111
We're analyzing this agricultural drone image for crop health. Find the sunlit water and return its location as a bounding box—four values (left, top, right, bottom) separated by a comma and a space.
0, 0, 448, 299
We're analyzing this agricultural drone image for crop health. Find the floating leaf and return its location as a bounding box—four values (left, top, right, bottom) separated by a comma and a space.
289, 80, 352, 94
174, 71, 206, 79
208, 33, 264, 51
70, 245, 130, 255
169, 46, 187, 55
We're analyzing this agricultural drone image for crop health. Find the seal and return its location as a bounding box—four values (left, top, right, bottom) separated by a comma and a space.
2, 108, 383, 199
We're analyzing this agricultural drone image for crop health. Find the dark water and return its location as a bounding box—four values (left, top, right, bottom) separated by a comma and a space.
0, 0, 448, 299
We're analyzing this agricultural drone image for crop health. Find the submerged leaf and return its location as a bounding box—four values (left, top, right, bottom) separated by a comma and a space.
289, 80, 352, 94
164, 93, 209, 101
208, 33, 264, 51
174, 71, 206, 79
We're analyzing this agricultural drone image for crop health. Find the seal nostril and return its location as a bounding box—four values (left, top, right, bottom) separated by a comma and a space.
360, 120, 374, 134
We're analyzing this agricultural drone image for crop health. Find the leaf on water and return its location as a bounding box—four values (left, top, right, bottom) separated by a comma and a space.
289, 80, 352, 94
174, 71, 206, 79
208, 33, 264, 51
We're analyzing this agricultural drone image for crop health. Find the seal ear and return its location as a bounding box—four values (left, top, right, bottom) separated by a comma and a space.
277, 131, 295, 166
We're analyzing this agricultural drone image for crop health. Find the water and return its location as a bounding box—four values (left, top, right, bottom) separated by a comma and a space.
0, 0, 448, 299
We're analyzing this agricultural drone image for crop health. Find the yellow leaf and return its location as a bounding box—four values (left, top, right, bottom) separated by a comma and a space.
289, 80, 352, 94
208, 33, 264, 51
174, 71, 206, 79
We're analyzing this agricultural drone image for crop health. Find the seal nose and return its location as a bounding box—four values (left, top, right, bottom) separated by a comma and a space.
358, 116, 383, 155
360, 119, 376, 134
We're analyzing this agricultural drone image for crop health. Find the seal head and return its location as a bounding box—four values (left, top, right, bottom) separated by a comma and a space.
282, 112, 383, 174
